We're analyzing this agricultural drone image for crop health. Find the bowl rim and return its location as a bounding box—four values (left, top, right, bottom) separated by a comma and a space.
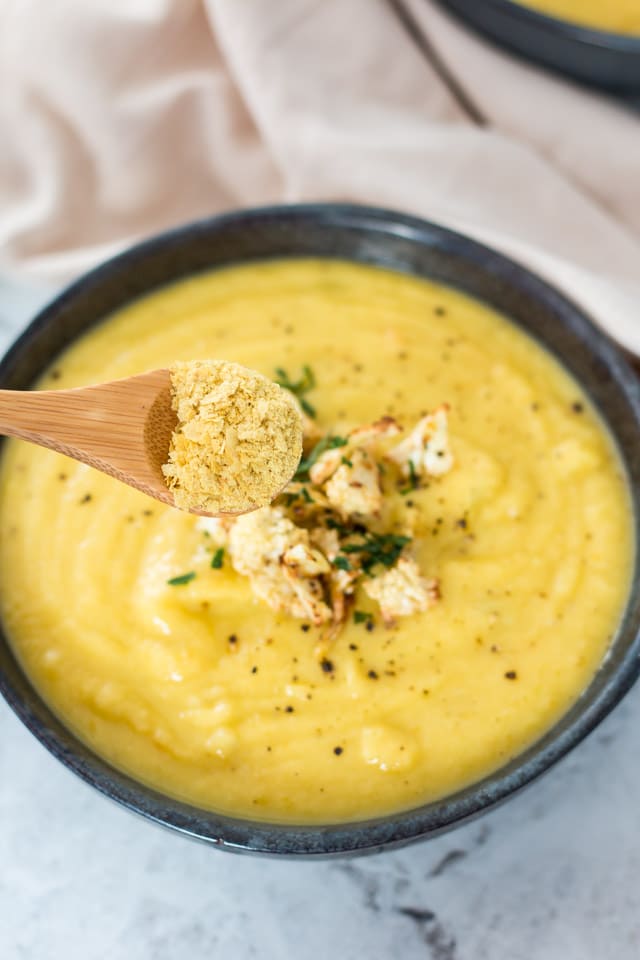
442, 0, 640, 50
1, 201, 640, 857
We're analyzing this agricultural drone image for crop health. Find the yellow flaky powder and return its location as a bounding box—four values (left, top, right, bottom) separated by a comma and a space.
162, 360, 303, 514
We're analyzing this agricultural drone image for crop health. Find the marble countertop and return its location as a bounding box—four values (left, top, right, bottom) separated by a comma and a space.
1, 277, 640, 960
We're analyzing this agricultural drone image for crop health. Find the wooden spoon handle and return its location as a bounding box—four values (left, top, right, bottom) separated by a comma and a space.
0, 369, 176, 500
0, 387, 110, 451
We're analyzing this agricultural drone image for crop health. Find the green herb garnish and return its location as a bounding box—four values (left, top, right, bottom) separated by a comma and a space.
333, 555, 352, 571
294, 434, 350, 480
400, 458, 420, 495
167, 571, 196, 586
342, 533, 411, 575
275, 365, 317, 418
353, 610, 373, 624
341, 455, 353, 468
325, 515, 349, 534
283, 486, 314, 507
211, 548, 224, 569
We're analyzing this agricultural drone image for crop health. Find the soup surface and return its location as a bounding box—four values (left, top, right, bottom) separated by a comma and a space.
516, 0, 640, 34
0, 260, 632, 823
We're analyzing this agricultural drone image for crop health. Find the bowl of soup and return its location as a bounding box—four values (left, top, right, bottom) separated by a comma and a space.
1, 204, 639, 857
438, 0, 640, 91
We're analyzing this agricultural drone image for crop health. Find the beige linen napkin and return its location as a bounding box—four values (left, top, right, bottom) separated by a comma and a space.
1, 0, 639, 351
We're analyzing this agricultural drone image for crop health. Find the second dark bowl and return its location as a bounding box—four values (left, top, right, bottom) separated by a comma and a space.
1, 203, 640, 856
438, 0, 640, 91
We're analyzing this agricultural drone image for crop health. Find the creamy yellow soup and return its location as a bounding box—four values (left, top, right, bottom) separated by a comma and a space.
516, 0, 640, 34
0, 260, 632, 823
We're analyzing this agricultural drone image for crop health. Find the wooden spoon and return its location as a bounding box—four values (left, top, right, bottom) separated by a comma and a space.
0, 368, 192, 511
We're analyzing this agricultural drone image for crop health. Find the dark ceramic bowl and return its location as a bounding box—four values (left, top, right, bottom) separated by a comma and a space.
1, 204, 640, 857
438, 0, 640, 91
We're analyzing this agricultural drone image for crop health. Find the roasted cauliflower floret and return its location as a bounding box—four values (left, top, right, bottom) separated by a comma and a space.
226, 507, 332, 625
248, 569, 332, 625
283, 542, 330, 577
228, 507, 306, 572
309, 416, 400, 486
311, 525, 359, 629
310, 526, 342, 566
196, 516, 233, 547
324, 449, 383, 518
347, 415, 401, 449
197, 405, 452, 636
387, 406, 453, 479
281, 568, 332, 624
363, 558, 439, 625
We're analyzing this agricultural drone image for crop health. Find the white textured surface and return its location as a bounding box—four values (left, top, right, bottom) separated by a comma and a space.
1, 278, 640, 960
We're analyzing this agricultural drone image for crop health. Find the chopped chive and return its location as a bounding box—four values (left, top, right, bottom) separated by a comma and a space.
341, 455, 353, 468
167, 571, 196, 586
211, 548, 224, 569
353, 610, 373, 624
295, 434, 350, 480
333, 555, 352, 571
275, 365, 317, 419
400, 459, 420, 495
342, 533, 410, 575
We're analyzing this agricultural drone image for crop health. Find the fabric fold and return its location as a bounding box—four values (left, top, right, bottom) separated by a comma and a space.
1, 0, 639, 351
